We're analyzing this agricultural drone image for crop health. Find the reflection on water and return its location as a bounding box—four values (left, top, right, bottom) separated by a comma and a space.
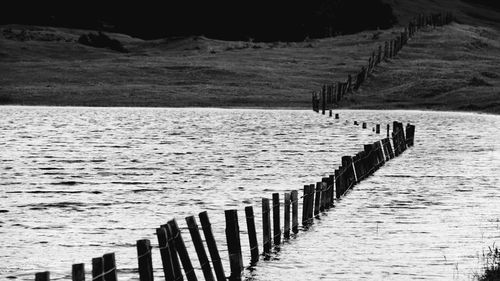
0, 107, 499, 280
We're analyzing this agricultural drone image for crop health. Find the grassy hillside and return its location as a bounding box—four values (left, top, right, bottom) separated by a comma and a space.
0, 0, 499, 113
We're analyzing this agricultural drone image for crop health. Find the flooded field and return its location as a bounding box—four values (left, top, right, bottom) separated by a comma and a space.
1, 107, 499, 280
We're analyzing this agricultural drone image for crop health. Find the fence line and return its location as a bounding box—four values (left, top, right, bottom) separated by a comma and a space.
312, 12, 455, 114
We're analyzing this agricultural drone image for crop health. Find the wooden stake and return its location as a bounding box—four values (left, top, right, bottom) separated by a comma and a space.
199, 212, 226, 281
225, 210, 243, 281
272, 193, 281, 245
262, 198, 272, 254
291, 190, 299, 234
136, 239, 154, 281
284, 193, 291, 239
103, 253, 117, 281
186, 216, 215, 281
92, 257, 104, 281
72, 264, 85, 281
156, 227, 177, 281
167, 219, 197, 281
245, 206, 259, 264
35, 272, 50, 281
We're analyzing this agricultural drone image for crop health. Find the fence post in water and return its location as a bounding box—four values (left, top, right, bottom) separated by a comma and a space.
314, 182, 321, 216
301, 185, 308, 226
72, 264, 85, 281
136, 239, 154, 281
308, 184, 315, 223
334, 169, 340, 199
262, 198, 272, 254
156, 227, 177, 281
225, 210, 243, 281
272, 193, 281, 245
362, 122, 367, 129
291, 190, 299, 234
35, 272, 50, 281
387, 124, 390, 138
376, 124, 380, 134
321, 85, 326, 115
284, 193, 291, 239
245, 206, 259, 264
199, 212, 226, 281
167, 220, 197, 281
335, 113, 339, 119
186, 216, 215, 281
103, 253, 118, 281
92, 257, 104, 281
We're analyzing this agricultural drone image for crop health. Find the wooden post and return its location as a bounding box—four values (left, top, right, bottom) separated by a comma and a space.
335, 113, 339, 119
72, 264, 85, 281
186, 216, 215, 281
262, 198, 272, 254
35, 272, 50, 281
329, 110, 332, 117
225, 210, 243, 281
167, 220, 197, 281
272, 193, 281, 245
284, 193, 291, 239
387, 124, 390, 138
321, 85, 326, 115
376, 124, 380, 134
199, 212, 226, 281
328, 175, 335, 206
103, 253, 117, 281
308, 184, 315, 222
334, 169, 340, 199
301, 185, 308, 226
156, 227, 178, 281
245, 206, 259, 264
137, 239, 154, 281
291, 190, 299, 234
362, 122, 367, 129
314, 182, 321, 216
92, 257, 104, 281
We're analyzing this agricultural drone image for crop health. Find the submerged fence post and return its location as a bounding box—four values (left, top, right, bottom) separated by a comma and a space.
167, 219, 198, 281
103, 253, 118, 281
272, 193, 281, 245
262, 198, 272, 254
186, 216, 215, 281
137, 239, 154, 281
225, 210, 243, 281
72, 264, 85, 281
245, 206, 259, 264
35, 272, 50, 281
199, 211, 226, 281
284, 193, 291, 239
291, 190, 299, 234
314, 182, 321, 216
92, 257, 104, 281
156, 227, 178, 281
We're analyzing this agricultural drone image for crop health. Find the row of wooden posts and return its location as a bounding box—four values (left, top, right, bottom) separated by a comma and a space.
34, 121, 416, 281
312, 11, 455, 113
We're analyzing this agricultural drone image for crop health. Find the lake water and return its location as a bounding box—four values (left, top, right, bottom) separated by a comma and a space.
0, 107, 499, 281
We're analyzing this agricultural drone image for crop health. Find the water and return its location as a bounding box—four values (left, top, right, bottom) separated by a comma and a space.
0, 107, 499, 280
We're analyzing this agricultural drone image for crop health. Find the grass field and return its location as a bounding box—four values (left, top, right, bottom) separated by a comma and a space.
0, 0, 499, 113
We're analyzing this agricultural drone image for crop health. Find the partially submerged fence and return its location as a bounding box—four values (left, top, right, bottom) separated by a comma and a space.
33, 121, 416, 281
312, 12, 454, 113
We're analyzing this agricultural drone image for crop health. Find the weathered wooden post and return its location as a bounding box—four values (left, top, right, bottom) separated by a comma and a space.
291, 190, 299, 234
314, 182, 321, 216
362, 122, 367, 129
321, 85, 326, 115
225, 210, 243, 281
72, 264, 85, 281
103, 253, 117, 281
137, 239, 154, 281
335, 113, 339, 119
284, 193, 291, 239
245, 206, 259, 264
92, 257, 104, 281
262, 198, 272, 254
156, 227, 178, 281
168, 220, 197, 281
301, 185, 308, 226
199, 212, 226, 281
186, 216, 215, 281
376, 124, 380, 134
308, 184, 315, 223
35, 272, 50, 281
272, 193, 281, 245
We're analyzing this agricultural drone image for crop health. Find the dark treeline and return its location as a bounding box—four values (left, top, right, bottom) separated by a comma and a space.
1, 0, 396, 41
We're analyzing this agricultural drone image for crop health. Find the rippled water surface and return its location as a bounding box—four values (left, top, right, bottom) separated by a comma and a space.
1, 107, 499, 280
